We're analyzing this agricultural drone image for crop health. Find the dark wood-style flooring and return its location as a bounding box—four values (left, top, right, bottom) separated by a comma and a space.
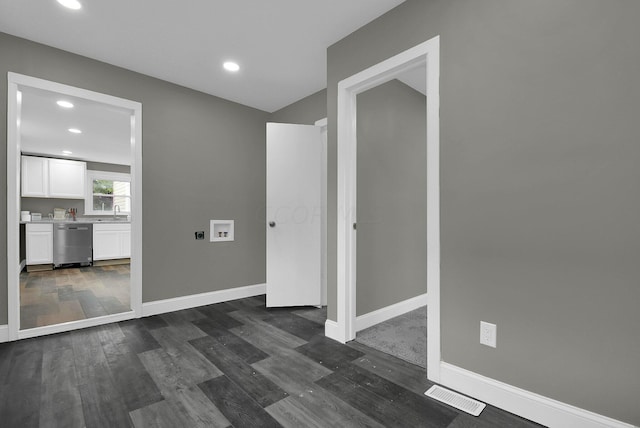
0, 295, 544, 427
20, 265, 130, 329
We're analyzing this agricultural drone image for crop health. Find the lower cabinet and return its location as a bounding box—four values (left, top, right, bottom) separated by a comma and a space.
93, 223, 131, 261
26, 223, 54, 265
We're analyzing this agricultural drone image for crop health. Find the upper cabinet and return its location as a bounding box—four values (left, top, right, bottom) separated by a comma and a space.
21, 155, 48, 197
48, 158, 86, 198
21, 156, 86, 199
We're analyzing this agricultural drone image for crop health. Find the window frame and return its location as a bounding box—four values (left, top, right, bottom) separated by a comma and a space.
85, 170, 132, 216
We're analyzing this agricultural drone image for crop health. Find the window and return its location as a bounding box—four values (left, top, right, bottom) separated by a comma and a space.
85, 170, 131, 215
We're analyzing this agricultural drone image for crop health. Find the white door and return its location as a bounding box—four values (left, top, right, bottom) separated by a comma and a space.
266, 123, 322, 307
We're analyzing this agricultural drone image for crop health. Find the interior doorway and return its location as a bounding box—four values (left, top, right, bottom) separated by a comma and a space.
6, 73, 143, 340
331, 36, 441, 382
353, 68, 428, 368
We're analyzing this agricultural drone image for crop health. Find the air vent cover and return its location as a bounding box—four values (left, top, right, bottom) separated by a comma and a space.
424, 385, 486, 416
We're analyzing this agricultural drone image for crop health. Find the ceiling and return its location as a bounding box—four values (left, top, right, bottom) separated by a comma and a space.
20, 87, 132, 165
0, 0, 405, 113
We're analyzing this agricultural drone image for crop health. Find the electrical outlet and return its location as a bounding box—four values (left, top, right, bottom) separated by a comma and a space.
480, 321, 497, 348
195, 231, 205, 240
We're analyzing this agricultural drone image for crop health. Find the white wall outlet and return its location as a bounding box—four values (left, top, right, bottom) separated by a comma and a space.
480, 321, 497, 348
210, 220, 234, 242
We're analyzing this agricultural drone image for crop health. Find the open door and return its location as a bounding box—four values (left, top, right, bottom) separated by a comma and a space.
266, 123, 322, 307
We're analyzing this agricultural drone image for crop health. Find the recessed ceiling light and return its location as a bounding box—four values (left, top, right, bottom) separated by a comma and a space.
62, 150, 73, 155
68, 128, 82, 134
57, 0, 82, 10
57, 100, 74, 108
223, 61, 240, 72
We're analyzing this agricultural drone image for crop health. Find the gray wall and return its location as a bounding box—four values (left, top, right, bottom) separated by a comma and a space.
326, 0, 640, 425
86, 161, 131, 174
20, 160, 130, 217
270, 89, 327, 125
1, 32, 269, 320
356, 80, 426, 316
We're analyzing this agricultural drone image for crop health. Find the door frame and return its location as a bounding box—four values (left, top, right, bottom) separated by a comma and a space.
6, 72, 143, 340
332, 36, 441, 382
314, 117, 328, 307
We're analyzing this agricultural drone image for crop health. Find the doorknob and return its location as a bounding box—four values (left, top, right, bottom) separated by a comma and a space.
269, 221, 276, 228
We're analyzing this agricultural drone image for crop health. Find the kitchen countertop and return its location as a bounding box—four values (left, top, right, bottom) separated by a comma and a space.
21, 218, 131, 224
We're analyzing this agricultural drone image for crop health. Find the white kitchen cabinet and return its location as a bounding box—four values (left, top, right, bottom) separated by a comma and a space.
21, 156, 86, 199
93, 223, 131, 260
121, 228, 131, 258
48, 158, 86, 198
21, 156, 48, 197
26, 223, 53, 265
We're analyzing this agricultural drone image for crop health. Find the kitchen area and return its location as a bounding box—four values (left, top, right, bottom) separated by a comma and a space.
17, 85, 134, 330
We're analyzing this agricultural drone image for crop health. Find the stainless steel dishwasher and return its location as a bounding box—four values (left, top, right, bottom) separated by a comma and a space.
53, 223, 93, 267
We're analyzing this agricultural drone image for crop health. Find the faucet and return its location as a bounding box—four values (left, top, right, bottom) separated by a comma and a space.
113, 205, 121, 219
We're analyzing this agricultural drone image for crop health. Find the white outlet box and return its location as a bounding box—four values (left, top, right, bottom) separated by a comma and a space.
210, 220, 234, 242
480, 321, 497, 348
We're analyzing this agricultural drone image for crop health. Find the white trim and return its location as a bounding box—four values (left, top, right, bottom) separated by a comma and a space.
19, 260, 26, 273
355, 293, 427, 332
7, 77, 20, 341
439, 363, 636, 428
6, 72, 143, 340
0, 325, 8, 343
324, 319, 341, 342
332, 36, 441, 383
17, 312, 135, 340
142, 284, 266, 317
315, 117, 328, 307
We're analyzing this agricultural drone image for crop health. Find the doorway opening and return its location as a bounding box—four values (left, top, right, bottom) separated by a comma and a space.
352, 70, 427, 369
331, 36, 441, 382
7, 73, 143, 340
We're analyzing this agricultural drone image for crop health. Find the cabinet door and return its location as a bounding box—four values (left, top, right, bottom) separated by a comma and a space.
49, 158, 86, 199
93, 230, 121, 261
21, 156, 48, 197
120, 229, 131, 258
26, 224, 53, 264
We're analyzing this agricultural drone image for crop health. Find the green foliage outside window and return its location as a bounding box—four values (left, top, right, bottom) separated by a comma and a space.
93, 179, 114, 195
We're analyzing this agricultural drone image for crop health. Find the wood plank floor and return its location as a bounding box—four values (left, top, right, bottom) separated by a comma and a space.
20, 265, 131, 329
0, 295, 545, 427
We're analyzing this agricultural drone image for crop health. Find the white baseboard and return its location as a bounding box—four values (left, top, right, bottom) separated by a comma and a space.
356, 293, 427, 332
439, 362, 636, 428
324, 318, 341, 342
18, 311, 135, 340
142, 283, 266, 317
0, 325, 8, 343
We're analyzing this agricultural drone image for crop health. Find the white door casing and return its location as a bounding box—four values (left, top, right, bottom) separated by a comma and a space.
6, 72, 143, 341
266, 123, 322, 308
332, 36, 441, 382
315, 117, 328, 307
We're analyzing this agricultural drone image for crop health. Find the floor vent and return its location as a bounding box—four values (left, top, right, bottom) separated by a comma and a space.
424, 385, 486, 416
